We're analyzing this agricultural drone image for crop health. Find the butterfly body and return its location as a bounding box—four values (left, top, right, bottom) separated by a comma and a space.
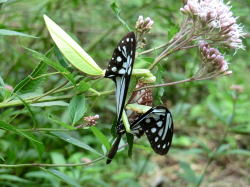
105, 32, 136, 125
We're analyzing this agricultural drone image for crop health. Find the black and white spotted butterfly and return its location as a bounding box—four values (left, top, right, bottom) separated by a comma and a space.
106, 106, 174, 164
104, 32, 136, 126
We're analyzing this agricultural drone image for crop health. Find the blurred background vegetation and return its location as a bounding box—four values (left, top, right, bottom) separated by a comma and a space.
0, 0, 249, 186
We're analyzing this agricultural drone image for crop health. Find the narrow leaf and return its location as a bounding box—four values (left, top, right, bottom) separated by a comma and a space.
90, 126, 110, 150
51, 132, 102, 156
25, 48, 75, 84
0, 29, 37, 38
43, 168, 81, 187
43, 15, 103, 76
0, 174, 31, 183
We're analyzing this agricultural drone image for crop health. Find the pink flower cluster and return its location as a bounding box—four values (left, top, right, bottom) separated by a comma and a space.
180, 0, 245, 50
199, 42, 230, 75
135, 15, 154, 34
84, 115, 100, 126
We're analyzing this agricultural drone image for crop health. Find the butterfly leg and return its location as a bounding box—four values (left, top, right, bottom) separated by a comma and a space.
106, 134, 122, 164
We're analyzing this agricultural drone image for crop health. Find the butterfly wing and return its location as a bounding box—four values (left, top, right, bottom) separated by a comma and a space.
105, 32, 136, 125
131, 106, 174, 155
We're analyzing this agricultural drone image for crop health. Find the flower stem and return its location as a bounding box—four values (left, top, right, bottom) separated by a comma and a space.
135, 73, 230, 91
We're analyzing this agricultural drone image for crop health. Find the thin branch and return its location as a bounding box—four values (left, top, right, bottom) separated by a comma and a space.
138, 43, 169, 55
28, 72, 68, 80
135, 73, 230, 91
32, 81, 68, 102
0, 156, 105, 168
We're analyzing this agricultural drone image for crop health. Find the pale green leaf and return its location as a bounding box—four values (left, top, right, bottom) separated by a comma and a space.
43, 15, 104, 76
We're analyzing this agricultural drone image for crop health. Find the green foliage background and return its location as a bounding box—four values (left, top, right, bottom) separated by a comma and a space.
0, 0, 249, 186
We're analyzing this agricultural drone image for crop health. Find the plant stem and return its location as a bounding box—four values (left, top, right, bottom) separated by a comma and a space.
28, 72, 66, 80
0, 156, 105, 168
0, 138, 132, 168
20, 128, 76, 132
32, 81, 68, 102
0, 90, 114, 109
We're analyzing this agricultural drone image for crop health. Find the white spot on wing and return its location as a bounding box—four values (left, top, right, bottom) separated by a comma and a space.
111, 67, 117, 72
157, 121, 163, 127
166, 113, 172, 129
117, 56, 122, 62
151, 128, 156, 133
158, 128, 163, 137
163, 144, 166, 149
118, 69, 126, 74
155, 137, 159, 142
126, 38, 129, 42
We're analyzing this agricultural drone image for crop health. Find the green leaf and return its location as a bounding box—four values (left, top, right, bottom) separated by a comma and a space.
0, 121, 44, 155
69, 95, 86, 125
0, 174, 32, 183
0, 29, 37, 38
13, 51, 48, 93
225, 149, 250, 156
31, 101, 69, 107
51, 132, 102, 156
25, 48, 75, 84
90, 126, 110, 150
25, 171, 59, 185
43, 168, 81, 187
43, 15, 103, 76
